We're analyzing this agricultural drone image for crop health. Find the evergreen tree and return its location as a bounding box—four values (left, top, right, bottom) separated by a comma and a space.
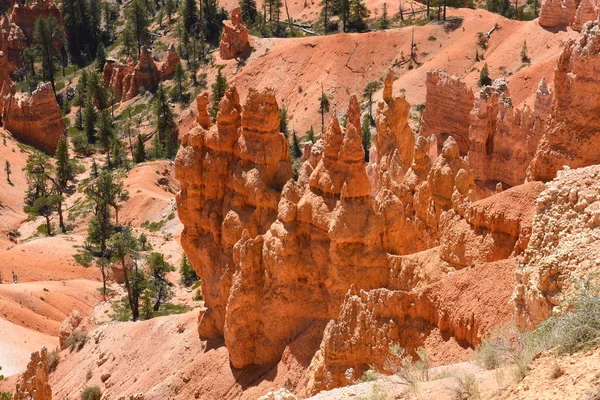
23, 152, 62, 236
33, 16, 64, 94
181, 0, 198, 33
306, 126, 316, 143
98, 110, 115, 166
172, 62, 186, 101
165, 0, 175, 23
179, 253, 199, 287
521, 40, 529, 63
240, 0, 258, 25
55, 135, 73, 190
139, 232, 148, 250
361, 115, 371, 162
153, 85, 177, 159
210, 66, 228, 120
120, 26, 137, 59
124, 0, 150, 54
291, 131, 301, 159
83, 97, 98, 144
279, 107, 289, 137
87, 71, 109, 110
147, 252, 174, 311
319, 86, 329, 135
61, 0, 102, 64
110, 140, 125, 169
348, 0, 369, 32
479, 63, 492, 87
320, 0, 332, 32
4, 160, 11, 184
363, 81, 381, 124
380, 2, 389, 29
134, 134, 146, 163
96, 42, 107, 72
201, 0, 228, 45
108, 226, 140, 320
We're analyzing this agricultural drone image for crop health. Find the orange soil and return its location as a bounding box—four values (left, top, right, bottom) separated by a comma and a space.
207, 9, 576, 139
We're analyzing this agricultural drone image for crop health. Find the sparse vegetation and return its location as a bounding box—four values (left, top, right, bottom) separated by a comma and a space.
65, 330, 89, 351
81, 386, 102, 400
450, 374, 480, 400
385, 345, 430, 392
47, 348, 60, 373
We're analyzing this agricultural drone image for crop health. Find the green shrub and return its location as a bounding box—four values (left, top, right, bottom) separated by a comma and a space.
65, 330, 88, 351
451, 374, 480, 400
81, 386, 101, 400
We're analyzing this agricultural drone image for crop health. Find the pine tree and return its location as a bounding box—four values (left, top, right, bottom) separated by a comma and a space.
134, 134, 146, 163
165, 0, 175, 23
147, 252, 174, 311
55, 135, 73, 190
96, 42, 106, 72
361, 115, 371, 162
306, 126, 316, 143
479, 63, 492, 87
179, 253, 199, 287
124, 0, 150, 54
210, 66, 228, 121
110, 140, 125, 169
279, 107, 289, 137
172, 62, 186, 101
181, 0, 198, 33
33, 16, 64, 94
240, 0, 258, 25
319, 86, 329, 135
380, 2, 389, 29
108, 226, 140, 320
153, 85, 177, 159
363, 81, 381, 124
4, 160, 11, 184
23, 152, 62, 236
348, 0, 369, 32
83, 99, 98, 139
98, 110, 115, 167
120, 26, 137, 59
521, 40, 529, 63
291, 131, 301, 159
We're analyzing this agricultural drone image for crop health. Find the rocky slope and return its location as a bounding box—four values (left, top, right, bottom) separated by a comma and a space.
175, 72, 545, 396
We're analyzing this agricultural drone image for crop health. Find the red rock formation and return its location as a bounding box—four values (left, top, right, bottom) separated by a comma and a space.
0, 82, 65, 154
0, 15, 26, 72
468, 77, 551, 188
11, 0, 61, 42
14, 347, 52, 400
103, 45, 181, 101
176, 87, 292, 341
539, 0, 578, 28
528, 20, 600, 181
219, 7, 251, 60
176, 75, 523, 396
420, 70, 474, 155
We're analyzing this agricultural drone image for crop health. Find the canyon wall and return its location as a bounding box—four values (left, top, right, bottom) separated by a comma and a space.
14, 347, 52, 400
467, 77, 551, 188
0, 82, 65, 154
420, 70, 474, 156
103, 45, 180, 101
176, 74, 538, 394
539, 0, 600, 30
528, 19, 600, 181
514, 165, 600, 327
10, 0, 61, 42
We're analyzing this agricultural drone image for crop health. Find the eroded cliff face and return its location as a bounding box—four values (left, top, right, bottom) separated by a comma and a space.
103, 45, 180, 101
528, 20, 600, 181
219, 7, 251, 60
0, 15, 26, 73
176, 74, 539, 395
14, 347, 52, 400
514, 165, 600, 328
420, 70, 474, 156
10, 0, 61, 42
0, 82, 65, 154
539, 0, 600, 30
468, 78, 551, 188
